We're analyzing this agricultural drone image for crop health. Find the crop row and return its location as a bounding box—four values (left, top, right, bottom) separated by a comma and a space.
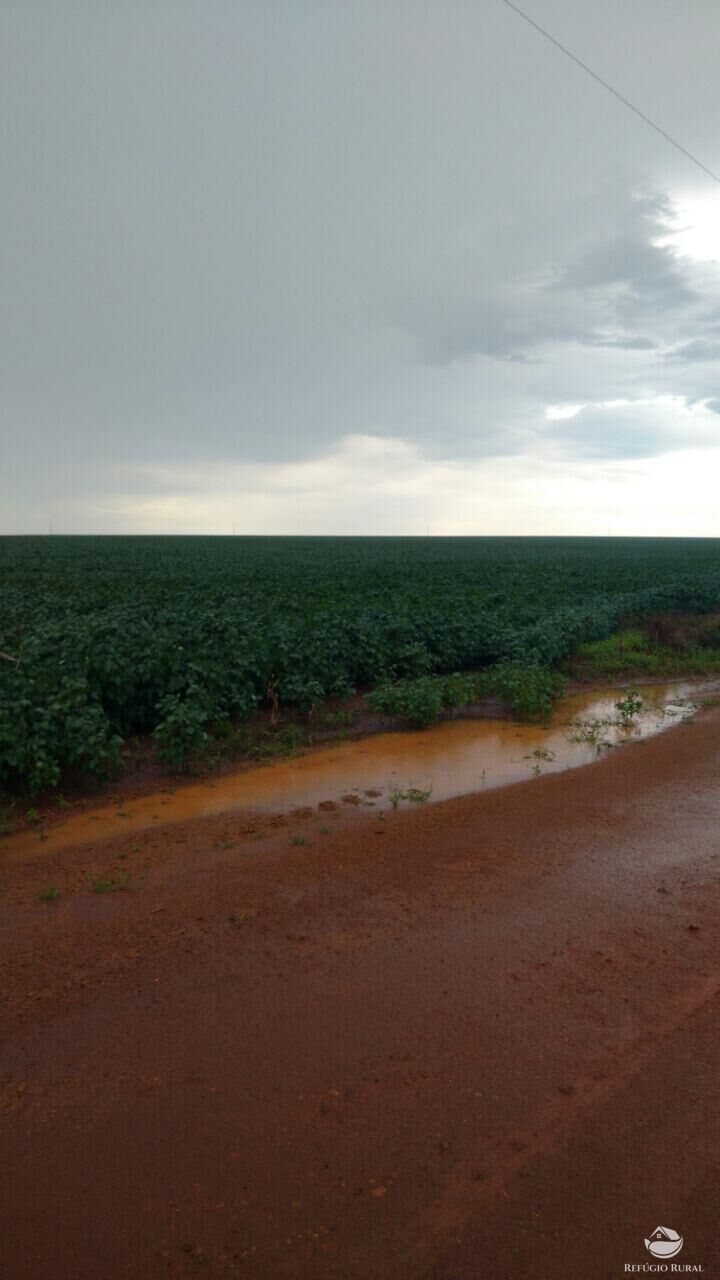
1, 536, 719, 791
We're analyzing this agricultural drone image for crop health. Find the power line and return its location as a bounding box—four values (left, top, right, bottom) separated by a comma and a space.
501, 0, 720, 188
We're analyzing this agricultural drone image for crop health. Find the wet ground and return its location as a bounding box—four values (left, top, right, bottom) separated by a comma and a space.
2, 700, 720, 1278
3, 679, 714, 865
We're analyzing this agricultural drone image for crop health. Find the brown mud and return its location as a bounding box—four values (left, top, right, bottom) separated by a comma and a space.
2, 704, 720, 1277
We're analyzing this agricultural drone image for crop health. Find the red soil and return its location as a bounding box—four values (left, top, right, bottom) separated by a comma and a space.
2, 708, 720, 1278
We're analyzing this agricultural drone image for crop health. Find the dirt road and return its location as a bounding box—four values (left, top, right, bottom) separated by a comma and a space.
2, 708, 720, 1279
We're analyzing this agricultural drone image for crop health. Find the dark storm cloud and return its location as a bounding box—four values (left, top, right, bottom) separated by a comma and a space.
557, 194, 698, 304
2, 0, 720, 530
589, 335, 659, 350
669, 338, 720, 361
544, 402, 714, 460
401, 192, 708, 367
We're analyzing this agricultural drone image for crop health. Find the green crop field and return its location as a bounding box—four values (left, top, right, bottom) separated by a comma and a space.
2, 535, 720, 792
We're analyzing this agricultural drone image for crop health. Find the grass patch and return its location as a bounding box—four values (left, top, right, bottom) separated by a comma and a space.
565, 717, 615, 750
87, 871, 131, 894
565, 691, 645, 752
388, 785, 433, 809
565, 615, 720, 682
37, 884, 60, 902
0, 800, 19, 837
401, 786, 432, 803
208, 722, 308, 767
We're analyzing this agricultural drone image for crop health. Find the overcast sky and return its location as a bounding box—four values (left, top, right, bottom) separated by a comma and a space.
2, 0, 720, 535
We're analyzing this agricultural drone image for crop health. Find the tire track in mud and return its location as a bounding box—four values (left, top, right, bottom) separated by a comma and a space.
4, 707, 720, 1279
409, 972, 720, 1267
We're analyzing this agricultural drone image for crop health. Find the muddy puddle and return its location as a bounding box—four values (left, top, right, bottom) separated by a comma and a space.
2, 681, 716, 865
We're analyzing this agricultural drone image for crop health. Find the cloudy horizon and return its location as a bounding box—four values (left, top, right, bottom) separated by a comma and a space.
2, 0, 720, 536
